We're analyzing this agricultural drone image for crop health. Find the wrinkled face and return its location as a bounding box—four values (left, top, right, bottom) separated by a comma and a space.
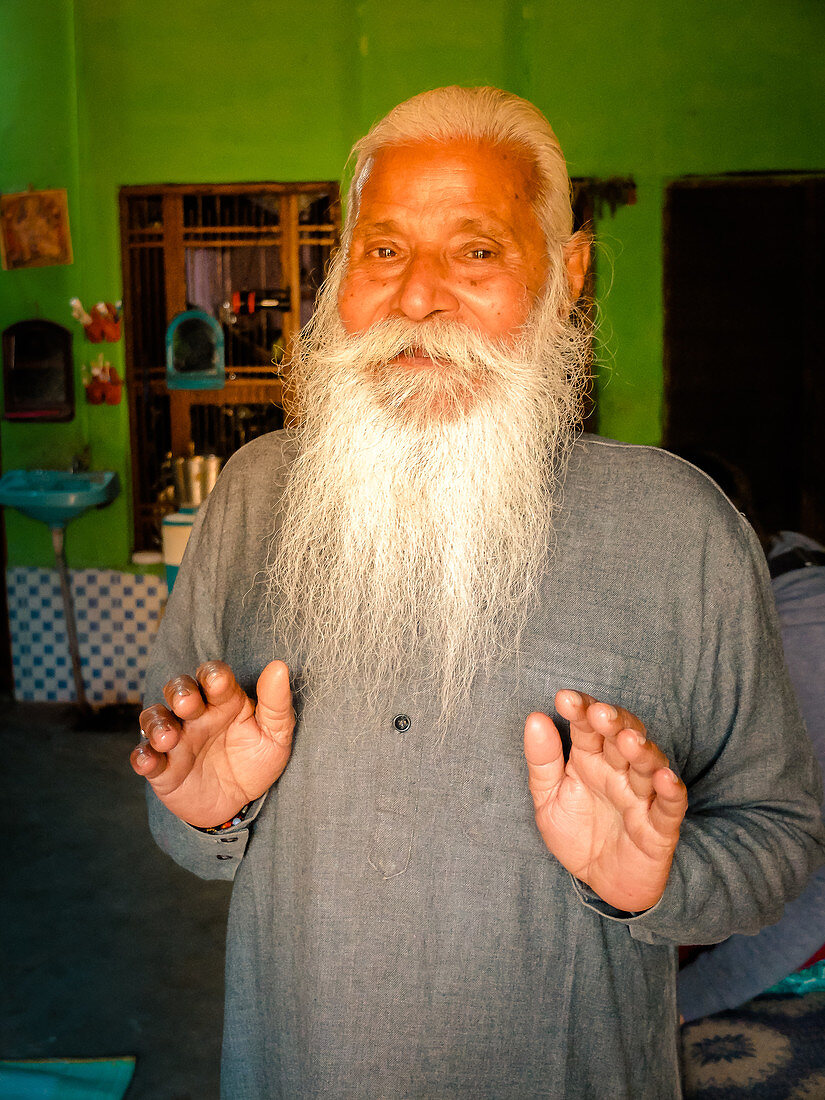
337, 138, 550, 362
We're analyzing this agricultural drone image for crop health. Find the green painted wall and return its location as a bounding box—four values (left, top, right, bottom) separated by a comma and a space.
0, 0, 89, 568
2, 0, 824, 568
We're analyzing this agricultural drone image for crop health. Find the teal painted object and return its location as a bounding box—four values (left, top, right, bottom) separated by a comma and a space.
0, 469, 120, 528
161, 509, 198, 592
166, 310, 225, 391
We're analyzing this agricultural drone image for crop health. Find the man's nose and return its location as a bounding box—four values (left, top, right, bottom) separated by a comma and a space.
393, 251, 459, 322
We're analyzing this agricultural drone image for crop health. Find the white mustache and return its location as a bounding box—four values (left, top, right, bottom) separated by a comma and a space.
322, 317, 518, 377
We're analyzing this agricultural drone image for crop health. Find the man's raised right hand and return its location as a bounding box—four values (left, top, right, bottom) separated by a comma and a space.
130, 660, 295, 828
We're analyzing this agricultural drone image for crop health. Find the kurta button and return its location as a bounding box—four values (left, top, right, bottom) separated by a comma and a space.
393, 714, 411, 733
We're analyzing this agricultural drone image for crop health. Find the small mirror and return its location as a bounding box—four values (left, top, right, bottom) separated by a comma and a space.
166, 310, 225, 391
2, 319, 75, 421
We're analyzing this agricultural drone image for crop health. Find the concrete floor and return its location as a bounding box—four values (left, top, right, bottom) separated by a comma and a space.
1, 699, 233, 1100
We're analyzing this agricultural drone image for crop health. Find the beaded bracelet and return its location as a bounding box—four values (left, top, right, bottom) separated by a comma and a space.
191, 803, 251, 834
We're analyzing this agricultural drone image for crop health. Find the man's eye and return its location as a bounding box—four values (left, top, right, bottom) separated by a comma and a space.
467, 248, 494, 260
372, 246, 397, 259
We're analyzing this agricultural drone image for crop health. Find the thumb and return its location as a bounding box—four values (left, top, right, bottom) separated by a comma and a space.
254, 660, 295, 748
524, 711, 565, 812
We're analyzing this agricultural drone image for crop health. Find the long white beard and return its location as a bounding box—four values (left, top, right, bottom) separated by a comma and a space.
266, 281, 588, 725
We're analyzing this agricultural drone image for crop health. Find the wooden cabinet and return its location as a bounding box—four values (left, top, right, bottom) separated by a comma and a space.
120, 182, 340, 550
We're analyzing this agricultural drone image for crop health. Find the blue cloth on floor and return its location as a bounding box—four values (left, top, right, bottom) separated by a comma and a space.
768, 958, 825, 996
0, 1057, 135, 1099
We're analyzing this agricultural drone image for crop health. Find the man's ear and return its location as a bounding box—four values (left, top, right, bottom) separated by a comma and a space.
563, 231, 591, 303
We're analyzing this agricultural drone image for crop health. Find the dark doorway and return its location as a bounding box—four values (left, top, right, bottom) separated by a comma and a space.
663, 175, 825, 544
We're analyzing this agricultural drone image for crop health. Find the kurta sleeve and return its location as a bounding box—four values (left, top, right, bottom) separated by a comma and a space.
677, 539, 825, 1018
677, 864, 825, 1020
578, 512, 825, 945
140, 436, 287, 880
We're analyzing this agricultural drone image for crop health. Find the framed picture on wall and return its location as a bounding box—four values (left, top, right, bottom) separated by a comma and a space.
0, 188, 73, 271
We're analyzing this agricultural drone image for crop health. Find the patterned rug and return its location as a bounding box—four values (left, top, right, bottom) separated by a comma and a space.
681, 992, 825, 1098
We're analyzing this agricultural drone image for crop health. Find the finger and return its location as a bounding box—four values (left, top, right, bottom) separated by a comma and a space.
554, 689, 595, 724
139, 704, 182, 753
196, 660, 250, 713
554, 689, 606, 754
524, 711, 566, 810
648, 768, 688, 837
614, 726, 670, 798
162, 674, 205, 720
130, 737, 169, 780
601, 735, 631, 772
585, 700, 647, 740
254, 661, 295, 748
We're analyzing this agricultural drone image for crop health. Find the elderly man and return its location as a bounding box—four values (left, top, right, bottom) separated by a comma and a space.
132, 87, 825, 1098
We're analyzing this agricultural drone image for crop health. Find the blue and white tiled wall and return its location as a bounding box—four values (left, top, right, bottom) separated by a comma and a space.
7, 568, 166, 703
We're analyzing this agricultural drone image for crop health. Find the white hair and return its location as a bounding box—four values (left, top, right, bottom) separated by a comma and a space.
345, 85, 575, 254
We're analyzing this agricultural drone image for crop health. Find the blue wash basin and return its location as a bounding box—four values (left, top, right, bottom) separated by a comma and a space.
0, 468, 120, 527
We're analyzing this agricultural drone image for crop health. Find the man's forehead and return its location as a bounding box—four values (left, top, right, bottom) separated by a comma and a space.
365, 136, 537, 187
351, 138, 542, 235
352, 213, 519, 239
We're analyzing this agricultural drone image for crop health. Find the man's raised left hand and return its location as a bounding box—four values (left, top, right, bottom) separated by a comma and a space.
524, 691, 688, 912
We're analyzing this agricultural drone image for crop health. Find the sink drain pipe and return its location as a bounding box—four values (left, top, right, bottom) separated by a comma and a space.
50, 526, 89, 711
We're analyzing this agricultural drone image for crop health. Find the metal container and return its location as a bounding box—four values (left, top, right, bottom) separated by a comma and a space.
202, 453, 222, 495
173, 453, 222, 510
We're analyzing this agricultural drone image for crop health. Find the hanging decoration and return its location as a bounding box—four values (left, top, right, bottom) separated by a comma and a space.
82, 352, 122, 405
70, 298, 122, 343
0, 188, 73, 270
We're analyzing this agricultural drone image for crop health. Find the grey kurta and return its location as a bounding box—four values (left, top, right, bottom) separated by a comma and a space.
144, 431, 825, 1099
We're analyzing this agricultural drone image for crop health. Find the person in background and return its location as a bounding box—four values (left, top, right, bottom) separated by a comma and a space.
131, 87, 825, 1098
671, 450, 825, 1022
